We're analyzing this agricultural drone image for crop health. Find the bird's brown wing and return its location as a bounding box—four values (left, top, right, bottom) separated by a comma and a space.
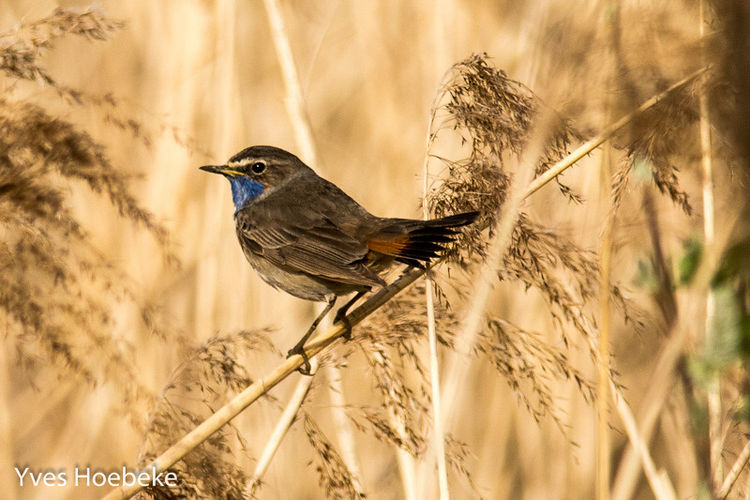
235, 203, 385, 288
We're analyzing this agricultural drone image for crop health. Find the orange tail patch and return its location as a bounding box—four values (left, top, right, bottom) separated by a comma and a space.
366, 235, 410, 255
366, 211, 479, 268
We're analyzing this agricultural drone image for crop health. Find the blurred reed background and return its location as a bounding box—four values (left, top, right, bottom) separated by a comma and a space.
2, 0, 749, 499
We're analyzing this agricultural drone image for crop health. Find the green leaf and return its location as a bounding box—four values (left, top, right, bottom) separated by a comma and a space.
677, 237, 702, 285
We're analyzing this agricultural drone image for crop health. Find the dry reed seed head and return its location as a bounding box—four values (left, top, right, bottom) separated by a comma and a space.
501, 215, 639, 381
0, 101, 171, 253
427, 54, 584, 269
358, 344, 429, 455
1, 175, 144, 403
428, 56, 581, 205
345, 379, 476, 491
357, 282, 458, 397
0, 98, 173, 396
1, 7, 210, 165
0, 8, 124, 88
599, 18, 724, 218
138, 330, 276, 499
445, 434, 480, 496
617, 82, 700, 215
423, 54, 639, 425
359, 281, 459, 348
303, 414, 364, 500
364, 252, 601, 438
345, 285, 476, 487
502, 216, 597, 338
0, 7, 181, 401
482, 317, 595, 433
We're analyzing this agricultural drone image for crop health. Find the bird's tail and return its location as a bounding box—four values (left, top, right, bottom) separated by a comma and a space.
366, 211, 479, 267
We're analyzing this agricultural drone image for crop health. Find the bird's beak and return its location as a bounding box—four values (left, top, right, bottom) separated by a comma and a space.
199, 164, 243, 177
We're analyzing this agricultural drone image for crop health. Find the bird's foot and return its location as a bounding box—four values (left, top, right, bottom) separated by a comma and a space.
287, 344, 312, 376
333, 310, 353, 341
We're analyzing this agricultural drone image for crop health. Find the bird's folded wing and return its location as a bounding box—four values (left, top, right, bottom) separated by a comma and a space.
236, 209, 384, 287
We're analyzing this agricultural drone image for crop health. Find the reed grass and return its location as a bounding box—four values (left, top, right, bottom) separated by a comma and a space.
3, 2, 750, 499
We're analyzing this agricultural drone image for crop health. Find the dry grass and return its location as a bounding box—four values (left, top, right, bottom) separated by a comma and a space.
3, 1, 750, 500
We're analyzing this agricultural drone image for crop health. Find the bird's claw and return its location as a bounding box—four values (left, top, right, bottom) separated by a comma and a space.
287, 345, 312, 376
333, 312, 353, 341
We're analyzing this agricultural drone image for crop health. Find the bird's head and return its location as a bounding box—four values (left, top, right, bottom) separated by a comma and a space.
200, 145, 310, 212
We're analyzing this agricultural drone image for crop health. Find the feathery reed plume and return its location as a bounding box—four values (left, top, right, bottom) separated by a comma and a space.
0, 8, 170, 401
137, 330, 276, 499
422, 54, 626, 423
0, 7, 124, 92
352, 283, 478, 483
616, 86, 698, 216
428, 54, 640, 344
302, 413, 364, 499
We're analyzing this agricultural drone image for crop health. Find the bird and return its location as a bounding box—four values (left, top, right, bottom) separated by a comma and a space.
200, 145, 478, 371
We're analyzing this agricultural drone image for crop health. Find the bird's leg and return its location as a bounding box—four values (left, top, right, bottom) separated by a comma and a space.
333, 291, 366, 341
287, 297, 337, 375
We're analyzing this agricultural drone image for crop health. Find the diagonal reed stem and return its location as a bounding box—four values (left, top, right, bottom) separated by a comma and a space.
717, 438, 750, 498
524, 66, 708, 199
101, 268, 425, 500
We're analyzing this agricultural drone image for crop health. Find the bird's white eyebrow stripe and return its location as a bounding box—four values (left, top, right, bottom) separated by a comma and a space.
228, 158, 264, 168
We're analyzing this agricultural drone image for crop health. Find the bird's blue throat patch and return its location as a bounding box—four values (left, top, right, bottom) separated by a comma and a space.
228, 176, 264, 212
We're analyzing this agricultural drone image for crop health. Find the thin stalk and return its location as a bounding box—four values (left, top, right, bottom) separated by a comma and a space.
578, 300, 678, 499
575, 274, 678, 500
597, 140, 614, 500
391, 420, 418, 500
439, 114, 547, 435
195, 0, 237, 342
262, 1, 364, 492
248, 357, 319, 495
698, 0, 722, 491
425, 274, 449, 500
611, 322, 689, 500
262, 0, 317, 166
374, 349, 418, 500
325, 362, 365, 496
578, 314, 678, 499
717, 439, 750, 498
422, 71, 450, 500
610, 379, 677, 500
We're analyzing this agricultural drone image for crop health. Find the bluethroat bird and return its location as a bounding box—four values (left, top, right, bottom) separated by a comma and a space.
200, 146, 478, 370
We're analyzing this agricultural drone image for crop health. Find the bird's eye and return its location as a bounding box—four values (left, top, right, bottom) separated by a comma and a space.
251, 162, 266, 174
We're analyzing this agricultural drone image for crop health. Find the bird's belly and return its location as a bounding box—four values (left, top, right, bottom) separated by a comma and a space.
242, 251, 354, 302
